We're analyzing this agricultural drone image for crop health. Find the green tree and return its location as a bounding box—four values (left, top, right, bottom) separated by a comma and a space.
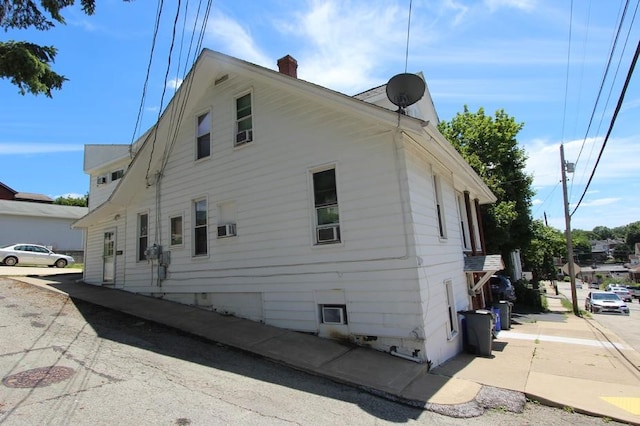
54, 194, 88, 207
0, 0, 127, 97
522, 220, 566, 282
626, 221, 640, 247
571, 230, 592, 264
591, 226, 613, 240
438, 106, 534, 271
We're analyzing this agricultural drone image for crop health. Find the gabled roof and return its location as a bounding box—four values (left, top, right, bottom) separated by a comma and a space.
14, 192, 54, 203
0, 199, 87, 219
74, 49, 495, 228
0, 182, 17, 195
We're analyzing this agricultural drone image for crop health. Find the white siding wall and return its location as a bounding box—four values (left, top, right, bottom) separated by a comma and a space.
86, 75, 431, 355
402, 141, 471, 365
0, 215, 84, 251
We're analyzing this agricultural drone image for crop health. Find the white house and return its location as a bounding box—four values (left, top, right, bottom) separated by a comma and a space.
74, 50, 501, 367
0, 200, 87, 255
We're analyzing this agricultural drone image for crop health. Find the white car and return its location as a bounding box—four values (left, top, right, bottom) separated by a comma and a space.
0, 244, 75, 268
585, 291, 629, 315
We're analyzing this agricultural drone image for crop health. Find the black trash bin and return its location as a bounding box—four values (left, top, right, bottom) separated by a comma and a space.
492, 301, 512, 330
459, 309, 494, 356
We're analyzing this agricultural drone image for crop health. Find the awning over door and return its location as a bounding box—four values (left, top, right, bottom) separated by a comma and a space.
464, 254, 504, 293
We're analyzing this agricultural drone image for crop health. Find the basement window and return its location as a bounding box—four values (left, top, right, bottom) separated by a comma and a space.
320, 304, 347, 325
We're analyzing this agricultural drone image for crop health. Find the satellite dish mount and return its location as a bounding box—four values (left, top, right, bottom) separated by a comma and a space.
386, 73, 425, 114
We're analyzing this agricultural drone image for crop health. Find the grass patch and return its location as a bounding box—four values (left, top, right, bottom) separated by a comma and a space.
559, 297, 589, 316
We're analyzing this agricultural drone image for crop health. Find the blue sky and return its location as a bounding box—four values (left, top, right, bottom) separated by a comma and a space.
1, 0, 638, 232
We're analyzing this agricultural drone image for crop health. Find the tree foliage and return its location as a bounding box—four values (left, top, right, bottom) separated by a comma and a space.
54, 194, 88, 207
522, 220, 565, 282
438, 106, 534, 270
0, 0, 99, 96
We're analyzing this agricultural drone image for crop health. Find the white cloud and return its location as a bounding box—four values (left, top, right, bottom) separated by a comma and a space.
166, 78, 183, 90
0, 143, 84, 155
205, 12, 272, 68
577, 197, 620, 208
280, 0, 408, 93
484, 0, 537, 12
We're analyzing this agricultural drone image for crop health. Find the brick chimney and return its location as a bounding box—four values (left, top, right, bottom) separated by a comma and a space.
277, 55, 298, 78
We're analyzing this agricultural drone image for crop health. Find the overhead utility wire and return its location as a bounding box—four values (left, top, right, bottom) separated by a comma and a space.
145, 0, 182, 184
160, 0, 214, 173
130, 0, 164, 150
573, 0, 630, 169
570, 40, 639, 217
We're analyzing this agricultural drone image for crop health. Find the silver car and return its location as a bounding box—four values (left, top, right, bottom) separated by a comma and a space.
0, 244, 75, 268
585, 291, 629, 315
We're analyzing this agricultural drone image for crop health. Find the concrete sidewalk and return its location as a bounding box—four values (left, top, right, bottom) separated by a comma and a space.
5, 273, 640, 423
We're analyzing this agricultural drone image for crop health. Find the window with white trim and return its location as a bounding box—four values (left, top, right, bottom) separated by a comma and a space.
137, 213, 148, 261
217, 202, 237, 238
196, 111, 211, 159
444, 280, 458, 338
433, 174, 446, 239
235, 93, 253, 146
319, 304, 347, 325
193, 199, 208, 256
457, 192, 471, 251
170, 215, 183, 246
312, 168, 340, 244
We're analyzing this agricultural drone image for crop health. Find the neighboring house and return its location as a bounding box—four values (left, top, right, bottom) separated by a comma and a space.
590, 239, 622, 262
0, 182, 54, 204
74, 50, 501, 367
579, 264, 630, 285
0, 199, 88, 258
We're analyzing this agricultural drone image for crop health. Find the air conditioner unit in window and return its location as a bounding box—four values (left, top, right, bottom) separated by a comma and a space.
217, 224, 237, 238
321, 305, 346, 325
235, 129, 253, 146
97, 176, 107, 185
317, 225, 340, 243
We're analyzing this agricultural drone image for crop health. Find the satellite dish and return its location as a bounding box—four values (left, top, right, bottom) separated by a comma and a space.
386, 73, 425, 112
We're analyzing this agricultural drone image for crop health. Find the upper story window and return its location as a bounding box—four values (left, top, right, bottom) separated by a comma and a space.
193, 198, 208, 256
235, 93, 253, 146
457, 192, 471, 251
196, 111, 211, 159
111, 169, 124, 181
433, 175, 446, 239
313, 168, 340, 244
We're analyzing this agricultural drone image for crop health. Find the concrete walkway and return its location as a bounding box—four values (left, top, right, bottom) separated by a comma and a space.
4, 272, 640, 423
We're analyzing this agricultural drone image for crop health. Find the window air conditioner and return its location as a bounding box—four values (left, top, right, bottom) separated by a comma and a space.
97, 176, 107, 185
322, 306, 345, 325
317, 225, 340, 243
217, 224, 237, 238
235, 129, 253, 145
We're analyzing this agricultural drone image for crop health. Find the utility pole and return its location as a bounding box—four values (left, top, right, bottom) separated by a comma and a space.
560, 144, 579, 315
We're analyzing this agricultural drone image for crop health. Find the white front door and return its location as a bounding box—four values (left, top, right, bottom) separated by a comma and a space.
102, 230, 115, 284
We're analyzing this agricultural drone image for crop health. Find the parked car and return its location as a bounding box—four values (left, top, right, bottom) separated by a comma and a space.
612, 287, 632, 302
0, 244, 74, 268
627, 286, 640, 300
585, 291, 629, 315
490, 274, 516, 302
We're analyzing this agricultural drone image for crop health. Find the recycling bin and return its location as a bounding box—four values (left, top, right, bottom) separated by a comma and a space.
459, 309, 494, 356
492, 307, 501, 332
492, 300, 512, 330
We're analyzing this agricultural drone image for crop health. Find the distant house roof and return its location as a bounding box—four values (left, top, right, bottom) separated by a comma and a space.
14, 192, 54, 203
0, 181, 54, 203
0, 199, 87, 220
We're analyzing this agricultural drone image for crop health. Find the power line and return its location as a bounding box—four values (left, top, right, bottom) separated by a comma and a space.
130, 0, 165, 150
571, 39, 640, 216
